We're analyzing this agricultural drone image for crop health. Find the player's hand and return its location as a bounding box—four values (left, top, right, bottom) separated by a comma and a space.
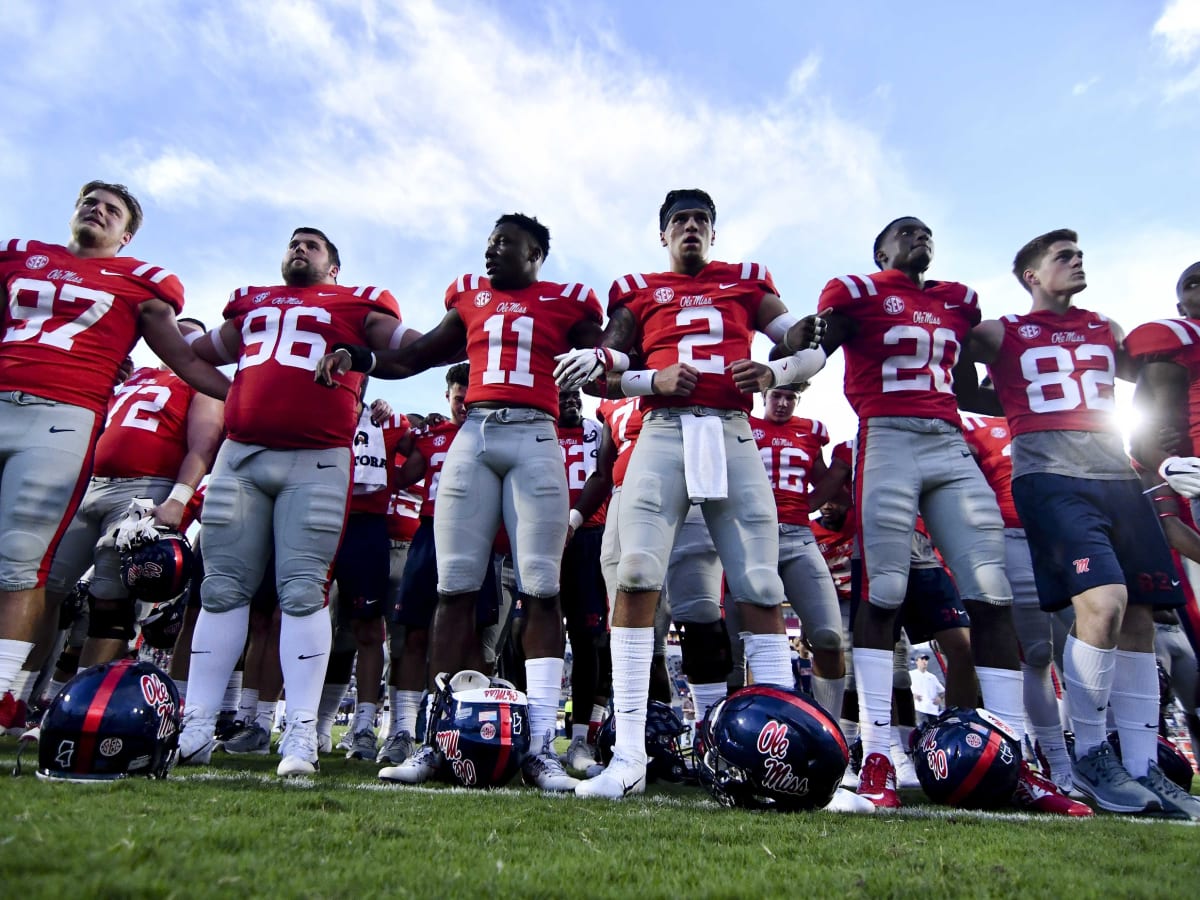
315, 349, 352, 387
553, 348, 606, 391
117, 356, 135, 383
423, 412, 447, 428
151, 498, 185, 530
653, 363, 699, 397
729, 359, 773, 394
1159, 456, 1200, 497
369, 398, 393, 425
795, 315, 827, 351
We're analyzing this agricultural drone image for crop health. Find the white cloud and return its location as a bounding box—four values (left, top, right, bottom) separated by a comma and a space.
1154, 0, 1200, 60
1071, 76, 1100, 96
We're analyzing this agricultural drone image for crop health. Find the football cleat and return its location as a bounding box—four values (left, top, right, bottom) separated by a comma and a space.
1136, 763, 1200, 821
317, 732, 333, 754
178, 712, 217, 766
0, 692, 29, 736
891, 744, 922, 789
560, 735, 597, 772
1071, 742, 1162, 815
378, 743, 442, 784
376, 730, 416, 766
575, 754, 647, 799
523, 745, 580, 792
856, 752, 901, 809
335, 730, 354, 752
1012, 761, 1093, 816
823, 787, 876, 814
840, 768, 860, 790
276, 718, 320, 777
345, 728, 378, 760
220, 723, 270, 755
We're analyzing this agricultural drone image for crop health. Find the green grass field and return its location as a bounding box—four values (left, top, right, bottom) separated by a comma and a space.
2, 734, 1197, 899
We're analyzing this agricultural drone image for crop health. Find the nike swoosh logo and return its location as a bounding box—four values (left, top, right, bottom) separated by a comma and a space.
538, 295, 559, 302
191, 650, 212, 655
99, 268, 123, 276
316, 462, 337, 469
737, 436, 754, 443
536, 435, 556, 442
48, 426, 76, 433
1164, 465, 1190, 477
1088, 323, 1103, 329
719, 282, 738, 289
872, 720, 889, 727
944, 303, 960, 309
619, 779, 640, 796
317, 292, 337, 297
1171, 580, 1181, 587
298, 652, 326, 660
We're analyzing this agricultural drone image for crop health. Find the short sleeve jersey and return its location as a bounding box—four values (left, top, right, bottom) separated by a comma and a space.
0, 239, 185, 413
92, 366, 196, 479
350, 412, 410, 516
959, 413, 1020, 528
609, 261, 775, 412
597, 397, 644, 489
811, 515, 855, 600
446, 275, 602, 417
817, 269, 981, 424
222, 283, 399, 450
749, 415, 830, 524
1125, 317, 1200, 453
412, 420, 460, 518
986, 308, 1117, 437
558, 417, 606, 527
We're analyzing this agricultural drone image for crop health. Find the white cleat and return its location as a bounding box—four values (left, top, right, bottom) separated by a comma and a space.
559, 735, 597, 772
276, 718, 320, 777
575, 754, 647, 799
840, 768, 860, 790
178, 712, 217, 766
892, 745, 922, 789
823, 787, 876, 814
379, 744, 442, 784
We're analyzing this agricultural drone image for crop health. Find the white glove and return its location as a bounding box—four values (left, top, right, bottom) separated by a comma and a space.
112, 498, 162, 552
1159, 456, 1200, 498
552, 348, 630, 391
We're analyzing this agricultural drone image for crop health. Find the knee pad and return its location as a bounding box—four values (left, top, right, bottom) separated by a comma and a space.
1023, 639, 1054, 671
437, 552, 487, 595
277, 578, 327, 617
199, 574, 253, 613
679, 620, 733, 684
732, 565, 786, 609
616, 550, 665, 594
808, 625, 843, 653
967, 561, 1013, 606
86, 594, 135, 642
514, 555, 560, 600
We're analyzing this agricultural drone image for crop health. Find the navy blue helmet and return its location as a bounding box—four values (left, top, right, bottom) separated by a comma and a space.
120, 531, 195, 603
37, 659, 182, 782
429, 670, 530, 788
596, 700, 695, 783
913, 707, 1020, 808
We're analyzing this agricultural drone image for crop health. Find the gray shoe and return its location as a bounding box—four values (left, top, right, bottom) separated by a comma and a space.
1071, 741, 1163, 814
334, 730, 354, 752
221, 723, 270, 755
1136, 762, 1200, 821
379, 743, 442, 784
376, 731, 416, 765
346, 728, 378, 760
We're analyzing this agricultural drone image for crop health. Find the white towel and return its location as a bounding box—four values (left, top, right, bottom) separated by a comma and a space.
351, 408, 389, 495
680, 413, 728, 502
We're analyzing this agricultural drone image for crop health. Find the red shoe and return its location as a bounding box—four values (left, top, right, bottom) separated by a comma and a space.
0, 692, 27, 735
857, 752, 901, 809
1013, 760, 1094, 817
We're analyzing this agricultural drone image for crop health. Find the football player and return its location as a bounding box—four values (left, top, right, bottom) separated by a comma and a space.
175, 227, 410, 778
961, 229, 1199, 819
0, 181, 228, 732
322, 214, 604, 792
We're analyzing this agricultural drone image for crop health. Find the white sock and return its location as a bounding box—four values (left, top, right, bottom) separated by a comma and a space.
610, 627, 654, 767
0, 639, 34, 694
853, 647, 893, 758
689, 682, 727, 725
395, 690, 421, 736
186, 607, 250, 718
741, 632, 793, 687
317, 683, 348, 738
353, 701, 377, 733
222, 670, 243, 715
977, 666, 1025, 745
811, 675, 845, 721
256, 700, 276, 733
840, 719, 860, 744
45, 677, 68, 705
1111, 650, 1159, 779
524, 656, 564, 752
279, 611, 332, 732
11, 669, 35, 703
1063, 635, 1115, 756
237, 688, 259, 724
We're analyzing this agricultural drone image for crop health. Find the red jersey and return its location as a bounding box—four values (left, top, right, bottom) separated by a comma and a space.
558, 418, 606, 526
92, 367, 196, 479
387, 481, 423, 542
817, 270, 980, 424
987, 308, 1117, 437
0, 239, 185, 413
597, 397, 643, 489
412, 420, 460, 518
446, 275, 602, 417
222, 283, 399, 450
960, 413, 1020, 528
812, 515, 855, 600
350, 412, 409, 516
609, 261, 775, 412
1125, 317, 1200, 453
750, 415, 829, 524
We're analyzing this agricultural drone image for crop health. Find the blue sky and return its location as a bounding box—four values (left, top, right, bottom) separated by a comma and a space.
3, 0, 1199, 443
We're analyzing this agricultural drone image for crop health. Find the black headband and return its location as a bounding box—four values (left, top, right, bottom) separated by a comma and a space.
660, 194, 716, 231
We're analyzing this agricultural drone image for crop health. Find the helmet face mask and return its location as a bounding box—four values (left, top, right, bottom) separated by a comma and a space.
597, 700, 696, 784
429, 670, 531, 788
37, 660, 182, 782
697, 686, 848, 811
913, 707, 1021, 808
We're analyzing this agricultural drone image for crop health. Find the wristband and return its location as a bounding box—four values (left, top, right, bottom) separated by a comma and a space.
602, 348, 631, 374
332, 343, 376, 374
182, 329, 202, 347
569, 509, 584, 531
167, 483, 195, 506
620, 369, 658, 396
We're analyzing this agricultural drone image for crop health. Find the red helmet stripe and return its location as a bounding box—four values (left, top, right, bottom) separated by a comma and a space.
75, 659, 133, 772
750, 686, 849, 759
171, 540, 187, 594
946, 728, 1002, 806
491, 703, 512, 783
